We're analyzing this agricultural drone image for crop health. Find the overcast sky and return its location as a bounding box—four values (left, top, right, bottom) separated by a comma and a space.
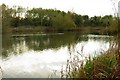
0, 0, 119, 17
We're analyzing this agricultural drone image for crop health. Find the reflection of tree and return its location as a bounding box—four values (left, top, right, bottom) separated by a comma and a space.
11, 37, 29, 54
2, 33, 113, 58
2, 34, 12, 57
2, 34, 28, 58
25, 33, 76, 51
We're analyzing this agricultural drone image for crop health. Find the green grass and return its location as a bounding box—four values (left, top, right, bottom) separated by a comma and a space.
62, 47, 118, 79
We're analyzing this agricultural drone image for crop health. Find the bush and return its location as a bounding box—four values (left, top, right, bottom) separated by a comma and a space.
62, 47, 117, 79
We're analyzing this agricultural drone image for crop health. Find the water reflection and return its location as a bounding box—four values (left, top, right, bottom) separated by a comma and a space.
1, 32, 113, 78
2, 48, 69, 78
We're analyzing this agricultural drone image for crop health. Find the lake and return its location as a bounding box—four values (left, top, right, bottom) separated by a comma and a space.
1, 32, 113, 78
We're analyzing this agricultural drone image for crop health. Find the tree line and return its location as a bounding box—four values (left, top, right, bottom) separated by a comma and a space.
1, 4, 118, 32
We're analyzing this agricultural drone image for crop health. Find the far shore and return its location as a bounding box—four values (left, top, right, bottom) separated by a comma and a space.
11, 26, 115, 35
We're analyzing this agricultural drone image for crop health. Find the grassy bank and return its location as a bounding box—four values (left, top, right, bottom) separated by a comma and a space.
61, 42, 119, 79
12, 26, 115, 35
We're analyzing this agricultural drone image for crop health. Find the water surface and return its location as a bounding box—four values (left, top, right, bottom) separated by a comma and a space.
1, 32, 113, 78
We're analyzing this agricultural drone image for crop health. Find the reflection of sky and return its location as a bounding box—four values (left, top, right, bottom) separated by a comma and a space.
1, 35, 111, 78
75, 39, 110, 58
2, 47, 69, 78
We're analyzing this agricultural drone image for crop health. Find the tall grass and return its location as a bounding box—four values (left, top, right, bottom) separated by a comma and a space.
61, 40, 119, 79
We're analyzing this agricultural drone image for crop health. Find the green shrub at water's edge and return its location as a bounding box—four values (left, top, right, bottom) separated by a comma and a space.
64, 48, 117, 79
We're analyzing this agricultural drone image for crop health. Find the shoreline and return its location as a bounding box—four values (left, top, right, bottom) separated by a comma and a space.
11, 26, 116, 35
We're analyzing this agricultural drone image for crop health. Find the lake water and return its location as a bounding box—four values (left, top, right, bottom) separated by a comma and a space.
1, 32, 113, 78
